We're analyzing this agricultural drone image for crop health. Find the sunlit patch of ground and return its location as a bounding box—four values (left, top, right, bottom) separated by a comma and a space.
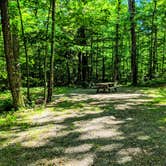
0, 86, 166, 165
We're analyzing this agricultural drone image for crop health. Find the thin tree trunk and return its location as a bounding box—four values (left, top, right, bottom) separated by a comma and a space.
153, 25, 158, 73
162, 30, 165, 73
77, 26, 87, 83
111, 41, 114, 80
66, 55, 71, 85
128, 0, 138, 85
44, 45, 48, 104
0, 0, 24, 110
102, 39, 105, 82
79, 26, 87, 82
96, 36, 99, 81
149, 0, 157, 79
114, 0, 121, 82
90, 36, 93, 81
82, 53, 88, 82
78, 52, 82, 82
102, 56, 105, 82
16, 0, 30, 101
47, 0, 56, 102
44, 2, 51, 105
38, 48, 42, 84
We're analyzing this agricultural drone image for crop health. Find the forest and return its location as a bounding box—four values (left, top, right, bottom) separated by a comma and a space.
0, 0, 166, 165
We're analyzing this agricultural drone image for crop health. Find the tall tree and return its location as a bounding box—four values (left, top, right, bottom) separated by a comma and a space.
16, 0, 31, 101
128, 0, 138, 85
114, 0, 121, 82
77, 26, 88, 83
149, 0, 157, 80
44, 2, 51, 105
47, 0, 56, 102
0, 0, 24, 110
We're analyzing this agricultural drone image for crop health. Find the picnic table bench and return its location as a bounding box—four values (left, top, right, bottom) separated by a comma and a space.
96, 82, 118, 93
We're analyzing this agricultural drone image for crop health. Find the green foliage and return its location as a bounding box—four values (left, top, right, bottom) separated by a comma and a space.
0, 113, 17, 126
0, 110, 17, 128
0, 0, 165, 106
0, 91, 13, 112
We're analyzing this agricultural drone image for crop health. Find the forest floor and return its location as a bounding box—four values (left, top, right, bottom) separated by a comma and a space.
0, 86, 166, 166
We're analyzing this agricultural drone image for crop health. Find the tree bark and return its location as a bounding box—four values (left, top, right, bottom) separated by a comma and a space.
16, 0, 30, 101
149, 0, 157, 80
77, 26, 88, 83
96, 36, 99, 81
79, 26, 88, 82
82, 53, 88, 82
102, 56, 105, 82
0, 0, 24, 110
128, 0, 138, 85
90, 36, 93, 81
47, 0, 56, 102
162, 30, 165, 73
66, 55, 71, 85
44, 2, 51, 105
77, 52, 82, 82
114, 0, 121, 82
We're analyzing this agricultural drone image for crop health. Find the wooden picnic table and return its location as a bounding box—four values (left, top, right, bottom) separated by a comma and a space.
96, 82, 117, 93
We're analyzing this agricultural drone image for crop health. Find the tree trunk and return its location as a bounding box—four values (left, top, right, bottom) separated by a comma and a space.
44, 45, 48, 104
162, 30, 165, 73
0, 0, 24, 110
16, 0, 31, 101
90, 36, 93, 81
153, 25, 158, 74
82, 53, 88, 82
102, 57, 105, 82
47, 0, 56, 102
114, 0, 121, 82
79, 26, 88, 82
128, 0, 138, 85
149, 0, 157, 80
66, 54, 71, 85
77, 26, 88, 83
77, 52, 82, 82
44, 2, 51, 105
96, 36, 99, 81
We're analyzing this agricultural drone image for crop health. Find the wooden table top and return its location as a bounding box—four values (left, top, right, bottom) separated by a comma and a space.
96, 82, 114, 86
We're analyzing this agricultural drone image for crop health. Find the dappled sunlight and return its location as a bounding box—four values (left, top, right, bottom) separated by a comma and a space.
0, 87, 166, 165
98, 143, 123, 152
137, 135, 150, 141
29, 156, 67, 166
65, 153, 95, 166
89, 93, 144, 100
32, 110, 56, 124
79, 128, 123, 140
9, 124, 56, 147
117, 147, 142, 164
115, 103, 134, 110
65, 144, 92, 154
74, 116, 125, 140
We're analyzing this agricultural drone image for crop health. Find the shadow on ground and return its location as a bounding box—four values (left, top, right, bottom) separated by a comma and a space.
0, 87, 166, 166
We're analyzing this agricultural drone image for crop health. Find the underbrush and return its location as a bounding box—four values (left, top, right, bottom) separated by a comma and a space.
0, 85, 165, 116
139, 78, 166, 87
0, 91, 12, 112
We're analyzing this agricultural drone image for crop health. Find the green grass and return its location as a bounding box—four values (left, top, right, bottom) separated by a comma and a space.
141, 87, 166, 105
